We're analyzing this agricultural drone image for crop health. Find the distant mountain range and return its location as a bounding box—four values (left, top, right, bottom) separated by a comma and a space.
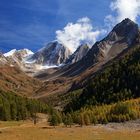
1, 41, 91, 72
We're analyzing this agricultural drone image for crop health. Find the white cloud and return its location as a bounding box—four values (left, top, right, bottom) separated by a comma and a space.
111, 0, 140, 22
104, 15, 116, 31
56, 17, 105, 52
105, 0, 140, 29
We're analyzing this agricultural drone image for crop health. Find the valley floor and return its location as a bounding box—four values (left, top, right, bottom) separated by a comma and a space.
0, 120, 140, 140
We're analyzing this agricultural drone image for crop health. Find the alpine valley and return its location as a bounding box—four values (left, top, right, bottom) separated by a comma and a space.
0, 18, 140, 133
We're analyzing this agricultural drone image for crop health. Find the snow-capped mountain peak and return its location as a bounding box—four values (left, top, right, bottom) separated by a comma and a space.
4, 49, 34, 58
27, 41, 72, 66
0, 52, 8, 65
2, 49, 34, 71
4, 49, 17, 57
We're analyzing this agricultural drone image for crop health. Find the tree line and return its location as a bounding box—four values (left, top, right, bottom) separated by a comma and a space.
0, 89, 50, 121
49, 98, 140, 127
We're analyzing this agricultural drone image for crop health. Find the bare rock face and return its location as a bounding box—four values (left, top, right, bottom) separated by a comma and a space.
11, 49, 33, 61
3, 49, 33, 64
0, 53, 8, 65
27, 41, 72, 66
1, 49, 34, 74
65, 44, 90, 64
84, 18, 140, 65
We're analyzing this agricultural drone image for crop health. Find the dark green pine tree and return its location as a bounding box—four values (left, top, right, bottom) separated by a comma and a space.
0, 98, 4, 120
63, 114, 73, 127
10, 101, 17, 120
3, 100, 11, 121
50, 114, 59, 128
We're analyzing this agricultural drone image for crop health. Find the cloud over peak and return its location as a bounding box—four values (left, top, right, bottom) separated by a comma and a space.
56, 0, 140, 52
56, 17, 104, 52
111, 0, 140, 22
105, 0, 140, 29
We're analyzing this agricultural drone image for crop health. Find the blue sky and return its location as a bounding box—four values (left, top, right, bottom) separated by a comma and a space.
0, 0, 140, 53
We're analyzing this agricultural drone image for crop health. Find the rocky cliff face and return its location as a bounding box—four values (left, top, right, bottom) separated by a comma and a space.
27, 41, 72, 66
3, 49, 34, 65
0, 53, 8, 66
86, 18, 140, 65
65, 44, 90, 64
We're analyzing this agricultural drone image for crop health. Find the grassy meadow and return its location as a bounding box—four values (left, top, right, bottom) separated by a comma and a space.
0, 121, 139, 140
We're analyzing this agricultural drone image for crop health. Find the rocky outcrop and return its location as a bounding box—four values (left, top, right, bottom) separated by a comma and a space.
65, 44, 90, 64
0, 53, 8, 66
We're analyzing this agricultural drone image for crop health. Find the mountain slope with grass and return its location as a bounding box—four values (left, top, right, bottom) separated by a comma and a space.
0, 65, 42, 96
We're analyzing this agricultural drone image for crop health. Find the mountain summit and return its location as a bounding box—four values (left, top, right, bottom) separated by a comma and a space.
86, 18, 139, 65
27, 41, 72, 66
